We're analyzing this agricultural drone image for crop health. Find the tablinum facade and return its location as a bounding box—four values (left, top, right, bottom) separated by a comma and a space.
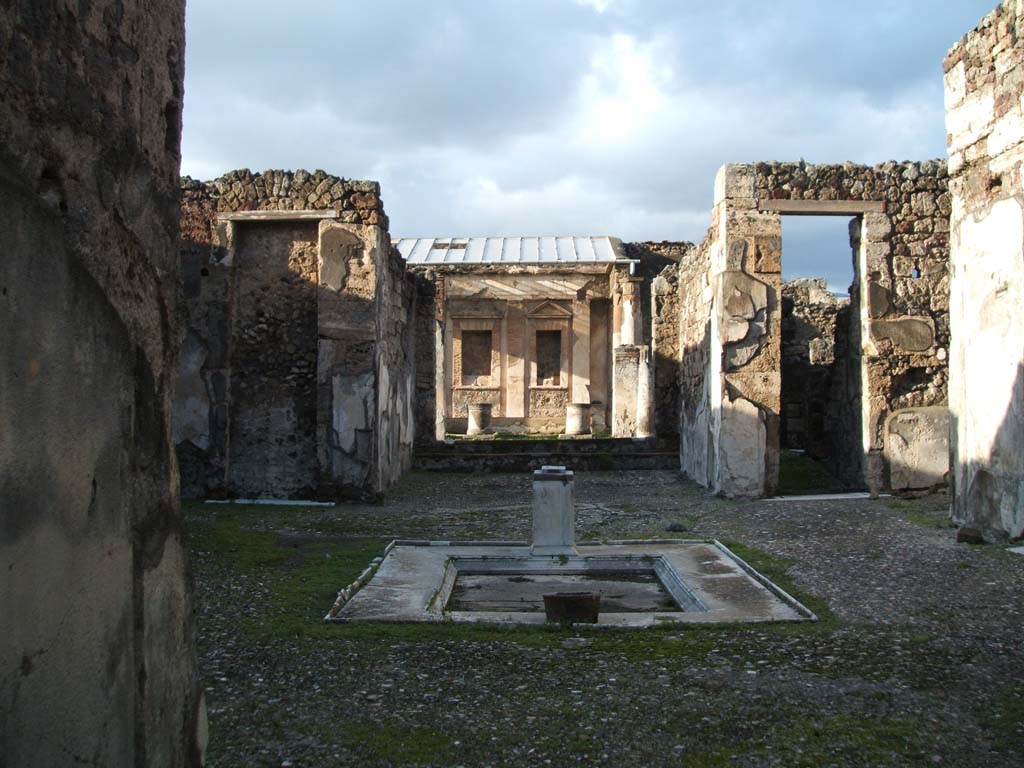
400, 236, 657, 438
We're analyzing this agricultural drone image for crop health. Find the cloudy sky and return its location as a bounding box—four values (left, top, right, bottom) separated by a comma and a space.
181, 0, 993, 293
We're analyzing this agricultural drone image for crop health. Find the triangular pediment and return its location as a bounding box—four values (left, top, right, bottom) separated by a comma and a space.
527, 300, 573, 318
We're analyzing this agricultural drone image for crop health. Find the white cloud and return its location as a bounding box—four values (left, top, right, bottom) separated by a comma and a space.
574, 0, 616, 14
181, 0, 992, 255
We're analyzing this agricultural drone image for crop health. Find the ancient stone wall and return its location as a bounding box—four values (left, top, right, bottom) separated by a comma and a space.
374, 230, 417, 491
677, 226, 715, 486
413, 275, 440, 444
945, 0, 1024, 540
175, 170, 414, 499
684, 161, 950, 497
0, 2, 203, 765
781, 279, 852, 477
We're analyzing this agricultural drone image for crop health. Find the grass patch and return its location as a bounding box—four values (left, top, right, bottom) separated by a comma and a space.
340, 722, 457, 765
887, 496, 954, 530
717, 538, 835, 627
979, 685, 1024, 749
776, 449, 843, 495
753, 713, 934, 766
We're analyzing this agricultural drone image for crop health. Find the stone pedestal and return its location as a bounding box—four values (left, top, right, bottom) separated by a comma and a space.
531, 466, 576, 556
466, 403, 492, 436
565, 403, 591, 435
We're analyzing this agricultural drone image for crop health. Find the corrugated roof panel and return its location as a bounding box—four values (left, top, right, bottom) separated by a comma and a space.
483, 237, 503, 263
593, 237, 615, 262
555, 236, 575, 263
396, 236, 621, 265
573, 236, 595, 262
463, 238, 485, 263
520, 237, 538, 263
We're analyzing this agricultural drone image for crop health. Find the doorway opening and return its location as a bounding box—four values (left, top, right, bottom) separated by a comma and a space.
778, 216, 859, 494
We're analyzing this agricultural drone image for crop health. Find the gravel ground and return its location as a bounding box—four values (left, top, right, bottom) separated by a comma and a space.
187, 470, 1024, 767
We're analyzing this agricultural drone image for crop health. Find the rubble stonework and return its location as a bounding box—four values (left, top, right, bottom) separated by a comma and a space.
680, 161, 950, 497
0, 2, 203, 765
945, 0, 1024, 540
781, 278, 850, 464
175, 170, 414, 499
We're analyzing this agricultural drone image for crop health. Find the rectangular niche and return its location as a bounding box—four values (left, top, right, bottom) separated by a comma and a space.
535, 330, 562, 386
461, 329, 493, 386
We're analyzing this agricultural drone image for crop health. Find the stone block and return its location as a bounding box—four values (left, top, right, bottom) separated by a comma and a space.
716, 395, 766, 498
531, 466, 576, 556
885, 406, 951, 490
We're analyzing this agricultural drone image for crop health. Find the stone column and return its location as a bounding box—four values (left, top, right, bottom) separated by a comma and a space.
619, 277, 643, 346
571, 298, 591, 406
434, 276, 447, 440
612, 346, 641, 437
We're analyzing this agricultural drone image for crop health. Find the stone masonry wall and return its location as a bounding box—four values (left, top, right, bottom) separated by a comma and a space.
0, 2, 203, 765
175, 170, 414, 500
753, 162, 950, 492
677, 225, 715, 487
685, 161, 950, 497
781, 278, 851, 470
945, 0, 1024, 540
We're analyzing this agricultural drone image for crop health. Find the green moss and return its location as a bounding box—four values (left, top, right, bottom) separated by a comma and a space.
776, 450, 843, 495
339, 722, 456, 764
979, 685, 1024, 749
752, 713, 933, 766
717, 539, 836, 627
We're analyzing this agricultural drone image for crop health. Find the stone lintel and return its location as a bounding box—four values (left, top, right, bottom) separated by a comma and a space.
756, 200, 887, 216
217, 209, 339, 222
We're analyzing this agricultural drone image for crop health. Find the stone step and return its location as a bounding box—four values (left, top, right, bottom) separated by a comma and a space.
413, 436, 680, 472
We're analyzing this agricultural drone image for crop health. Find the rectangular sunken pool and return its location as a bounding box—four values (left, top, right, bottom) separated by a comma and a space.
448, 572, 677, 613
326, 540, 817, 627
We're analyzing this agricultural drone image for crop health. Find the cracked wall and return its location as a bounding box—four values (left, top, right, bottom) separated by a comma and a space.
0, 2, 203, 765
946, 0, 1024, 540
175, 170, 415, 500
681, 161, 950, 497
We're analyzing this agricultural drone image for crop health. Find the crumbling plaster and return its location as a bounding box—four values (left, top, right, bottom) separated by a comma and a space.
1, 2, 203, 765
175, 170, 415, 500
680, 160, 950, 497
946, 0, 1024, 540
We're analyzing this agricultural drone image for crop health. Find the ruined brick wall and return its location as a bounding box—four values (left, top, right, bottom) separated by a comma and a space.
945, 1, 1024, 539
374, 239, 417, 491
0, 2, 203, 765
677, 226, 715, 486
684, 161, 949, 497
175, 170, 414, 499
781, 279, 851, 469
753, 161, 950, 492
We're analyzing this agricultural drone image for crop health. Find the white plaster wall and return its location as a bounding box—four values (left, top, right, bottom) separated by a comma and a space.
949, 194, 1024, 537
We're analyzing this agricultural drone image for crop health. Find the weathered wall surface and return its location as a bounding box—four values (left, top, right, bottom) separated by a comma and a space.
229, 222, 319, 498
781, 279, 849, 461
374, 229, 417, 491
0, 2, 203, 766
677, 226, 715, 487
175, 170, 414, 499
684, 161, 950, 497
945, 1, 1024, 540
753, 161, 951, 493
